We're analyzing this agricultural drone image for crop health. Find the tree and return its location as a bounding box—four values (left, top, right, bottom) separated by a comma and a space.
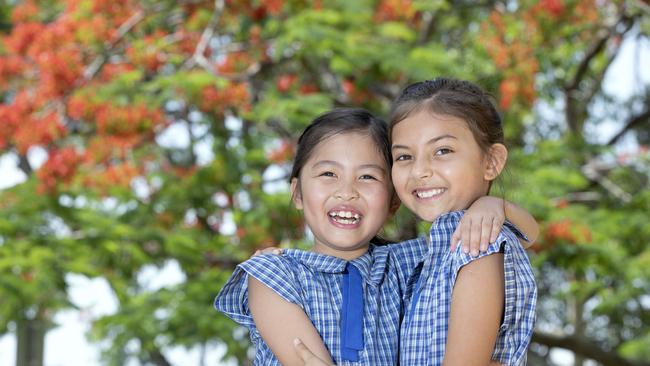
0, 0, 648, 365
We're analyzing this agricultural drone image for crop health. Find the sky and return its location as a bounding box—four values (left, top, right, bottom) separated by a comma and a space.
0, 30, 648, 366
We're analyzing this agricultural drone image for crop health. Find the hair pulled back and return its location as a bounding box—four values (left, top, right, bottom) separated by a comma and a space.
389, 77, 504, 155
290, 108, 391, 181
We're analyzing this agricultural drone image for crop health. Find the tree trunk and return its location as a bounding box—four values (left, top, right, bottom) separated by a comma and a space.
573, 275, 586, 366
16, 318, 46, 366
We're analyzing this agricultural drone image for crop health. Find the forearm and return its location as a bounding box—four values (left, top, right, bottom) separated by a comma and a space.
503, 200, 539, 247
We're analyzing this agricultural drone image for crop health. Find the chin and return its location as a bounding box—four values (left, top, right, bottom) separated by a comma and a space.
413, 208, 442, 222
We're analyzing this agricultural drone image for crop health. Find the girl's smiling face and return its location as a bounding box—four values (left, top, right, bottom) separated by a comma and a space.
391, 111, 499, 223
291, 132, 393, 260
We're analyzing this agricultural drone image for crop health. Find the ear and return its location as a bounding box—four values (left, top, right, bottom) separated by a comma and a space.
290, 177, 303, 210
484, 143, 508, 181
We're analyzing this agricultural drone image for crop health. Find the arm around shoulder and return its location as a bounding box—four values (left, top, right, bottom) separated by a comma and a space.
503, 200, 539, 248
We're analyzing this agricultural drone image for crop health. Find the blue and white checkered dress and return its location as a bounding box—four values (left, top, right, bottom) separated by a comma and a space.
398, 211, 537, 366
214, 244, 403, 365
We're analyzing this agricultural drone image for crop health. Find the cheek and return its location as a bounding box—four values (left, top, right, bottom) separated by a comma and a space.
362, 184, 392, 208
391, 169, 409, 195
301, 185, 327, 207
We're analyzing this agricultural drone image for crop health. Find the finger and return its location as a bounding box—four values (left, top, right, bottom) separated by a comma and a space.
490, 218, 501, 244
293, 338, 318, 362
480, 217, 493, 252
451, 228, 460, 252
470, 217, 482, 257
460, 219, 471, 254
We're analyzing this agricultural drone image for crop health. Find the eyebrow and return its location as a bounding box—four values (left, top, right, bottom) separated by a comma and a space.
312, 160, 386, 173
391, 134, 457, 150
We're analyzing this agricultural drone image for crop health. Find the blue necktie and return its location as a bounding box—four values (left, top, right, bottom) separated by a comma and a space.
341, 263, 364, 361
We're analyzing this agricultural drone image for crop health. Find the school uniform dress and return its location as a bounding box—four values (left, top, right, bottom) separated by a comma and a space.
397, 211, 538, 366
214, 244, 403, 365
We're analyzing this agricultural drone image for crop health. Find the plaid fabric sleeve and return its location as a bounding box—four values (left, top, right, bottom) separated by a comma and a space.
214, 254, 302, 327
449, 222, 528, 283
388, 238, 428, 284
504, 220, 530, 243
450, 227, 537, 365
449, 234, 506, 284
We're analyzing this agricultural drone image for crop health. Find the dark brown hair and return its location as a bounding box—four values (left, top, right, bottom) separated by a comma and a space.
290, 108, 392, 181
389, 77, 504, 155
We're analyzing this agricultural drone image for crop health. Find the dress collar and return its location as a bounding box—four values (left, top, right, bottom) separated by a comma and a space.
283, 244, 389, 286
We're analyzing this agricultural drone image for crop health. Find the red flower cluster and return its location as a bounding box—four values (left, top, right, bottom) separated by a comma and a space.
481, 1, 601, 110
276, 74, 297, 93
37, 147, 82, 193
3, 22, 45, 55
540, 0, 565, 17
374, 0, 417, 22
199, 82, 250, 115
216, 51, 255, 75
0, 92, 67, 153
266, 138, 295, 164
95, 103, 165, 137
533, 218, 593, 253
342, 79, 371, 104
224, 0, 284, 21
480, 11, 540, 109
10, 0, 39, 23
83, 162, 141, 193
125, 32, 170, 73
14, 112, 67, 155
68, 94, 166, 139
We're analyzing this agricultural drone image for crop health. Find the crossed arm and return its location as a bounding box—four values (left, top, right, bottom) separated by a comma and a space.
248, 277, 333, 365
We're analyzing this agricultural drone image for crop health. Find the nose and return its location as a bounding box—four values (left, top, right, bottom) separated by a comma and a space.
334, 180, 359, 200
411, 156, 433, 179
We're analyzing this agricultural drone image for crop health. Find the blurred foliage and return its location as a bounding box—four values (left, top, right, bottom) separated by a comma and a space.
0, 0, 649, 365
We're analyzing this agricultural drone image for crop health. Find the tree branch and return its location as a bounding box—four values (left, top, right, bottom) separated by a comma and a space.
582, 17, 634, 106
581, 160, 633, 203
148, 348, 172, 366
183, 0, 225, 71
416, 11, 436, 45
532, 331, 650, 366
17, 153, 33, 176
607, 105, 650, 146
563, 12, 632, 134
565, 29, 610, 93
83, 9, 147, 81
266, 118, 293, 139
298, 57, 349, 105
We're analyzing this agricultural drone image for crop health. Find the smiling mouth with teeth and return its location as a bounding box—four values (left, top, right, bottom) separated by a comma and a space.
414, 188, 446, 199
328, 210, 361, 225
